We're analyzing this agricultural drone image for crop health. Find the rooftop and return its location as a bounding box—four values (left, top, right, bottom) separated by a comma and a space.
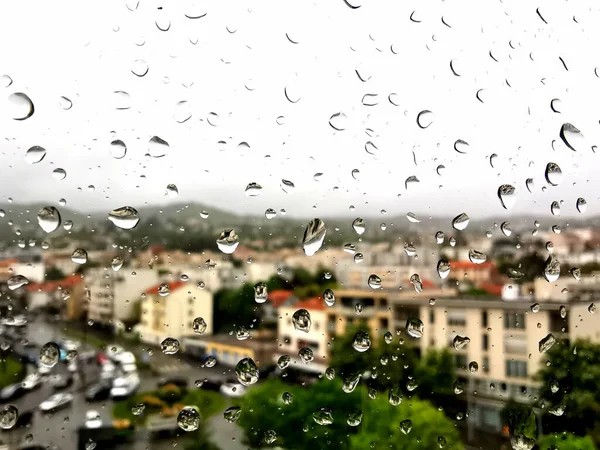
294, 297, 325, 311
145, 280, 188, 295
26, 274, 83, 293
267, 290, 294, 308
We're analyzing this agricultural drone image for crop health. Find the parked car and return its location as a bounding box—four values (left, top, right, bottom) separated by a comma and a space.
84, 410, 102, 429
22, 373, 43, 390
14, 410, 34, 428
111, 373, 140, 399
85, 381, 112, 402
157, 376, 188, 389
219, 379, 246, 398
0, 383, 26, 400
198, 379, 221, 392
50, 374, 73, 390
37, 363, 53, 375
39, 393, 73, 412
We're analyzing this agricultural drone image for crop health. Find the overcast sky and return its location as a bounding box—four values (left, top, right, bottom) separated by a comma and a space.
0, 0, 599, 221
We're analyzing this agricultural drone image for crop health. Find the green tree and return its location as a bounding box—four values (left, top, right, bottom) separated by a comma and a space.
538, 432, 595, 450
213, 284, 258, 333
291, 267, 314, 287
45, 266, 65, 281
183, 422, 220, 450
536, 339, 600, 445
266, 274, 290, 291
238, 378, 462, 449
314, 267, 337, 284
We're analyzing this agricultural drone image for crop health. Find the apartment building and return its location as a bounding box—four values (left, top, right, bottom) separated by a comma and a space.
26, 274, 86, 319
138, 280, 213, 346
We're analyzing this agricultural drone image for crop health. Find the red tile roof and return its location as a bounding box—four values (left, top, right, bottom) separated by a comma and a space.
145, 280, 188, 295
421, 278, 437, 289
0, 259, 19, 268
26, 274, 83, 293
294, 297, 325, 311
450, 261, 495, 270
267, 290, 293, 308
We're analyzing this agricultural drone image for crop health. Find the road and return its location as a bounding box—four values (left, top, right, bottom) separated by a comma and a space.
0, 318, 247, 450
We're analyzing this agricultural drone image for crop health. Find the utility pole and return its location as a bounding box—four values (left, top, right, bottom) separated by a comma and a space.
467, 375, 474, 443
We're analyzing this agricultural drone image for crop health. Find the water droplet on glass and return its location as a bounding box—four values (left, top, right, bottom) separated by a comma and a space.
437, 260, 451, 279
343, 243, 356, 254
400, 419, 412, 435
37, 206, 61, 233
545, 163, 562, 186
277, 355, 290, 370
177, 407, 200, 432
559, 123, 582, 151
570, 268, 581, 281
352, 218, 365, 235
416, 110, 433, 129
158, 283, 171, 297
329, 112, 347, 131
0, 405, 18, 430
436, 165, 445, 176
224, 406, 242, 423
302, 219, 326, 256
253, 282, 268, 304
405, 176, 420, 190
452, 213, 470, 231
132, 404, 146, 416
342, 371, 360, 393
323, 288, 335, 306
453, 380, 464, 395
364, 141, 378, 156
63, 220, 73, 231
51, 168, 67, 181
131, 59, 149, 77
40, 342, 60, 367
325, 367, 335, 380
108, 206, 140, 230
264, 208, 277, 220
469, 250, 487, 264
109, 140, 127, 159
282, 392, 293, 405
292, 309, 311, 333
404, 243, 416, 257
9, 92, 34, 120
368, 274, 381, 289
384, 331, 393, 344
559, 305, 567, 319
71, 248, 88, 264
407, 212, 420, 223
191, 317, 208, 335
0, 75, 12, 88
298, 347, 314, 363
25, 146, 46, 164
59, 96, 72, 110
410, 273, 423, 292
576, 198, 587, 213
352, 331, 371, 352
501, 222, 512, 237
313, 408, 333, 425
165, 184, 179, 198
435, 231, 445, 244
452, 335, 470, 350
217, 229, 239, 254
245, 182, 262, 197
544, 255, 560, 282
508, 406, 538, 450
489, 153, 498, 168
388, 387, 402, 406
454, 139, 469, 154
526, 178, 534, 193
161, 337, 180, 354
498, 185, 517, 210
539, 334, 556, 353
148, 136, 169, 158
7, 275, 29, 291
113, 91, 130, 110
406, 317, 424, 338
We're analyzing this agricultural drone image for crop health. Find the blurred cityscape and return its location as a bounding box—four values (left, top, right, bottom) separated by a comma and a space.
0, 203, 599, 449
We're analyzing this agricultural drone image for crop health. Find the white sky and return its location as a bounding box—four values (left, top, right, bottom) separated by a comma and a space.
0, 0, 599, 220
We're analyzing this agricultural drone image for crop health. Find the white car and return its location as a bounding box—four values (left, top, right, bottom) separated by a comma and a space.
85, 410, 102, 429
67, 361, 78, 373
61, 340, 80, 351
106, 345, 125, 360
22, 373, 42, 390
121, 363, 137, 374
114, 351, 136, 365
37, 364, 53, 375
220, 382, 246, 398
40, 393, 74, 412
111, 373, 140, 398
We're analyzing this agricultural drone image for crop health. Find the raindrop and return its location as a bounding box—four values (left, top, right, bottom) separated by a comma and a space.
559, 123, 582, 151
111, 256, 124, 271
405, 176, 419, 190
400, 419, 412, 435
454, 139, 469, 154
298, 347, 314, 363
131, 59, 148, 77
329, 112, 347, 131
254, 282, 268, 303
8, 275, 29, 291
352, 331, 371, 352
216, 229, 239, 254
161, 337, 180, 355
364, 141, 378, 156
173, 101, 192, 123
347, 410, 363, 427
108, 206, 140, 230
498, 185, 517, 210
351, 169, 360, 180
0, 405, 18, 430
576, 198, 587, 213
526, 178, 534, 193
177, 407, 200, 432
544, 255, 560, 282
63, 220, 73, 231
539, 334, 556, 353
59, 96, 72, 110
342, 372, 360, 393
265, 208, 277, 220
468, 250, 487, 265
388, 93, 399, 106
312, 408, 333, 426
550, 98, 561, 113
559, 305, 567, 319
292, 309, 311, 333
8, 92, 34, 120
407, 212, 420, 223
277, 355, 290, 369
148, 136, 170, 158
406, 317, 424, 338
325, 367, 335, 380
158, 283, 170, 297
437, 260, 450, 279
0, 75, 12, 88
388, 387, 402, 406
545, 163, 562, 186
40, 342, 60, 367
37, 206, 61, 233
404, 243, 416, 256
282, 392, 293, 405
110, 140, 127, 159
25, 146, 46, 164
570, 268, 581, 281
368, 274, 381, 289
453, 381, 464, 395
354, 253, 364, 264
245, 182, 262, 197
71, 248, 88, 264
416, 110, 433, 129
452, 213, 470, 230
131, 404, 145, 416
193, 317, 207, 334
489, 153, 498, 168
410, 274, 423, 292
352, 218, 366, 235
435, 231, 445, 244
281, 179, 295, 193
343, 243, 356, 254
436, 165, 445, 176
361, 94, 378, 106
224, 406, 242, 423
165, 184, 179, 198
501, 222, 512, 237
113, 91, 131, 110
551, 201, 560, 216
452, 335, 470, 350
531, 303, 540, 313
469, 361, 479, 373
323, 288, 335, 306
52, 168, 67, 180
302, 219, 326, 256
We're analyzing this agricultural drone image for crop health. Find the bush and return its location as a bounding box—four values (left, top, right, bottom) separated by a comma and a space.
157, 385, 185, 404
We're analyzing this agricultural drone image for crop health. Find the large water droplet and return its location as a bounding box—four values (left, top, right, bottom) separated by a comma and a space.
158, 283, 170, 297
452, 213, 470, 231
544, 255, 560, 282
111, 256, 124, 271
352, 218, 365, 235
161, 337, 180, 355
576, 198, 587, 213
292, 309, 311, 333
437, 260, 451, 279
388, 387, 402, 406
501, 222, 512, 236
498, 185, 517, 210
435, 231, 445, 244
302, 219, 326, 256
245, 182, 262, 197
454, 139, 469, 154
342, 372, 361, 393
368, 274, 381, 289
40, 342, 60, 367
407, 212, 420, 223
0, 405, 18, 430
352, 331, 371, 352
405, 176, 419, 190
347, 410, 363, 426
131, 59, 149, 77
265, 208, 277, 219
224, 406, 242, 423
400, 419, 412, 435
148, 136, 169, 158
193, 317, 207, 334
37, 206, 61, 233
177, 407, 200, 432
236, 357, 259, 386
526, 178, 534, 193
173, 101, 192, 123
216, 229, 239, 254
329, 112, 347, 131
25, 146, 46, 164
559, 123, 582, 151
108, 206, 140, 230
452, 335, 470, 350
550, 201, 561, 216
469, 250, 487, 264
254, 282, 268, 303
0, 75, 13, 88
165, 184, 179, 198
312, 408, 333, 425
323, 288, 335, 306
110, 140, 127, 159
416, 110, 433, 129
8, 275, 29, 291
59, 96, 73, 110
113, 91, 131, 110
410, 274, 423, 292
277, 355, 290, 370
570, 268, 581, 281
545, 163, 562, 186
550, 98, 561, 113
71, 248, 88, 264
51, 168, 66, 180
8, 92, 34, 120
406, 317, 424, 338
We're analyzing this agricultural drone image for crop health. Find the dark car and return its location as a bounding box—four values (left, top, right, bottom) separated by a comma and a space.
14, 410, 34, 428
157, 376, 188, 389
197, 379, 222, 392
85, 381, 112, 402
0, 382, 26, 401
51, 374, 73, 390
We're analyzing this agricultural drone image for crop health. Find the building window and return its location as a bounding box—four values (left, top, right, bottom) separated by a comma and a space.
482, 334, 489, 351
504, 312, 525, 330
482, 356, 489, 373
454, 354, 468, 370
380, 318, 388, 329
481, 310, 488, 328
447, 309, 466, 326
429, 310, 435, 324
505, 360, 528, 378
